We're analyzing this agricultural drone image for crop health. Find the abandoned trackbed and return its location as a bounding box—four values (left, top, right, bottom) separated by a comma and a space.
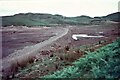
0, 27, 69, 71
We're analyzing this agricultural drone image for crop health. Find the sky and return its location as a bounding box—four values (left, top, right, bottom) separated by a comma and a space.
0, 0, 120, 17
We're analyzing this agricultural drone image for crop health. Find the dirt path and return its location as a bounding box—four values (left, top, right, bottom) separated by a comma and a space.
0, 27, 69, 72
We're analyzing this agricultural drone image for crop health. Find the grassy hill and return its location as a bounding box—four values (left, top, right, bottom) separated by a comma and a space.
2, 12, 120, 27
2, 13, 92, 27
103, 12, 120, 22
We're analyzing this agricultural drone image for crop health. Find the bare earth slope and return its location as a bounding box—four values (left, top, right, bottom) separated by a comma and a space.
1, 23, 120, 79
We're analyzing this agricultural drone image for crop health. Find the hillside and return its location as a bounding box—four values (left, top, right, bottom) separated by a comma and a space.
2, 22, 120, 79
43, 39, 120, 78
2, 13, 92, 27
103, 12, 120, 22
2, 12, 120, 27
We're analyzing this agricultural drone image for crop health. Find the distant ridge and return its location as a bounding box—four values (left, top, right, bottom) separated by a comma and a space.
2, 12, 120, 27
103, 12, 120, 22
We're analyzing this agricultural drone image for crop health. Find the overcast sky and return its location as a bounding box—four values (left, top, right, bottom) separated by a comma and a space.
0, 0, 120, 17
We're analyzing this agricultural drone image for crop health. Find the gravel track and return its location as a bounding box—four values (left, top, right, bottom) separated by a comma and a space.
0, 27, 69, 72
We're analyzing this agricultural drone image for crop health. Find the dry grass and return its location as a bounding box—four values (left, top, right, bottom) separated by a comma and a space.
2, 55, 37, 79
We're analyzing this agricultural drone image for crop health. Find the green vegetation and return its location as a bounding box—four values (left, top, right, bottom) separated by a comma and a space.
2, 12, 120, 27
42, 39, 120, 78
2, 13, 92, 27
103, 12, 120, 22
14, 39, 120, 79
